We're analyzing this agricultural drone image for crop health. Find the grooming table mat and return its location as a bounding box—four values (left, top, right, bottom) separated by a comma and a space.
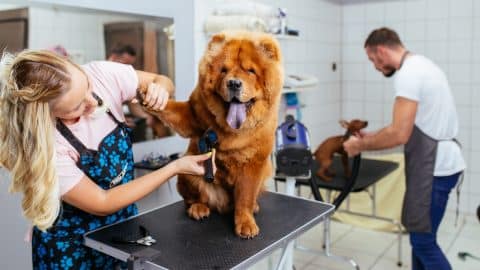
276, 156, 398, 192
84, 191, 334, 270
311, 157, 399, 191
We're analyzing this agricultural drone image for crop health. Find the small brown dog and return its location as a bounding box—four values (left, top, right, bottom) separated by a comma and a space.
313, 119, 368, 181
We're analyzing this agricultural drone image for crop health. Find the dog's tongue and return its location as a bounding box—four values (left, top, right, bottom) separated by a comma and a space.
226, 102, 247, 129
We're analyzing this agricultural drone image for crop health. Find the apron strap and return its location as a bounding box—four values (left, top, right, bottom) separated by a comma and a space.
438, 137, 463, 226
57, 92, 124, 152
455, 171, 465, 226
91, 92, 123, 125
56, 120, 88, 152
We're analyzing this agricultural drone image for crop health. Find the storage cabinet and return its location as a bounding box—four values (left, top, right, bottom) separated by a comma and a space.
104, 20, 176, 140
0, 8, 28, 53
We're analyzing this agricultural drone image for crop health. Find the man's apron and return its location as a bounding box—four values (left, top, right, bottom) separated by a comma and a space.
402, 125, 438, 233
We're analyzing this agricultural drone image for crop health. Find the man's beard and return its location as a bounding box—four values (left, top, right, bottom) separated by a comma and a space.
382, 66, 396, 78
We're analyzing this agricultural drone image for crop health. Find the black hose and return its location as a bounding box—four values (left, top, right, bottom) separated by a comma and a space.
308, 154, 362, 209
332, 154, 361, 208
309, 168, 323, 202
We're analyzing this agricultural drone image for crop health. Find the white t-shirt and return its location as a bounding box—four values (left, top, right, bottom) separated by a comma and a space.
394, 54, 466, 176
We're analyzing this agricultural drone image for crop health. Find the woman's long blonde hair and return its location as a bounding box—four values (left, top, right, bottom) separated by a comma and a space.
0, 50, 74, 230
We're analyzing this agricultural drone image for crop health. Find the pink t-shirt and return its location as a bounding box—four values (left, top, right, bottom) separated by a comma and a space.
55, 61, 138, 196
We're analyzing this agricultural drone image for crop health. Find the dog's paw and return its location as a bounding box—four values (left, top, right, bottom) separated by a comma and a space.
326, 169, 336, 177
235, 215, 259, 238
188, 203, 210, 220
253, 203, 260, 214
316, 170, 332, 181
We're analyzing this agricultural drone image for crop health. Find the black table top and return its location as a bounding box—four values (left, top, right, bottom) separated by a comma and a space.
84, 191, 334, 270
276, 156, 399, 192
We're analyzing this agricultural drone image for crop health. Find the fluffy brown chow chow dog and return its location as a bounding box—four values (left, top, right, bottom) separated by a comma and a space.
144, 31, 283, 238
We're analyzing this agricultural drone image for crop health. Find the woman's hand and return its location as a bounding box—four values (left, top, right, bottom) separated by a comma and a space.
133, 82, 169, 111
134, 71, 174, 111
172, 150, 217, 176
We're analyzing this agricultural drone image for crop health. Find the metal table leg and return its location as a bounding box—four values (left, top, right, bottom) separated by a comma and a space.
282, 177, 296, 270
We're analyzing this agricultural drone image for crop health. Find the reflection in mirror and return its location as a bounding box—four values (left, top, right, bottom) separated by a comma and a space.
0, 4, 175, 143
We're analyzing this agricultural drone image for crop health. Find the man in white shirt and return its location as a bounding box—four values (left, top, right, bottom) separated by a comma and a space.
344, 27, 465, 270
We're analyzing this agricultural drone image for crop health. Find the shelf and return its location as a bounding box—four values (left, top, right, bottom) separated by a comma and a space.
205, 32, 299, 40
282, 86, 317, 94
275, 34, 300, 40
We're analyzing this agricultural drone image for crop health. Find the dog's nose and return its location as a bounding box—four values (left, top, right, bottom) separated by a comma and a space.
227, 79, 242, 91
365, 121, 369, 126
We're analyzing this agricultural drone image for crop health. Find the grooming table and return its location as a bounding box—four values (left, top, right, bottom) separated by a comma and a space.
310, 156, 399, 192
275, 156, 398, 192
84, 191, 334, 270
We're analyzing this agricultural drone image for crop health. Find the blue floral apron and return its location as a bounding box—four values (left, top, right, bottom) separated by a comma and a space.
32, 93, 138, 270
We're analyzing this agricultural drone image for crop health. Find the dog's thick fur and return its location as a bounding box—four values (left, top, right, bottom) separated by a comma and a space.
313, 120, 368, 181
145, 31, 283, 238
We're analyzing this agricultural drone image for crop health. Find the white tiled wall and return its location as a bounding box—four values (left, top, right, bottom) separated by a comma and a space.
193, 0, 343, 148
341, 0, 480, 215
28, 6, 154, 64
5, 1, 477, 215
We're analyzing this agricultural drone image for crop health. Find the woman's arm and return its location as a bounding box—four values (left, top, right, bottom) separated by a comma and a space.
136, 70, 174, 96
62, 153, 213, 216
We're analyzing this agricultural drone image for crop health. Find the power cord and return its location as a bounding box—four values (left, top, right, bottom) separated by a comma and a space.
457, 205, 480, 262
458, 252, 480, 261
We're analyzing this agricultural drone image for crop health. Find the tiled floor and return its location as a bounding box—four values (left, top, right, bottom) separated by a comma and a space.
249, 185, 480, 270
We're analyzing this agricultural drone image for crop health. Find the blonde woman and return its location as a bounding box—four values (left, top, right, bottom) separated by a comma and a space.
0, 50, 215, 269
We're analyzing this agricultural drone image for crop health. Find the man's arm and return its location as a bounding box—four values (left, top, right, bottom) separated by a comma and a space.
343, 97, 417, 156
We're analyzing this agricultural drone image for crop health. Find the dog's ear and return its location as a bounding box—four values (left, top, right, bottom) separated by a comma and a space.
210, 32, 225, 44
258, 37, 281, 61
339, 120, 349, 129
207, 32, 226, 55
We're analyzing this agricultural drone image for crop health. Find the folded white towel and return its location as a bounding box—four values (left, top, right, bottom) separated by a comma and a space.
204, 15, 268, 34
213, 1, 278, 18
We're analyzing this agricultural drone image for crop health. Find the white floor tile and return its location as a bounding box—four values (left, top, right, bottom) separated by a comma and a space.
381, 235, 411, 266
447, 235, 480, 270
308, 247, 379, 270
332, 226, 396, 257
297, 220, 353, 250
457, 216, 480, 240
249, 192, 479, 270
370, 257, 410, 270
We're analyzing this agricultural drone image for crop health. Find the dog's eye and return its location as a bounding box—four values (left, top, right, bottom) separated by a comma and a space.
247, 68, 256, 75
221, 67, 228, 73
